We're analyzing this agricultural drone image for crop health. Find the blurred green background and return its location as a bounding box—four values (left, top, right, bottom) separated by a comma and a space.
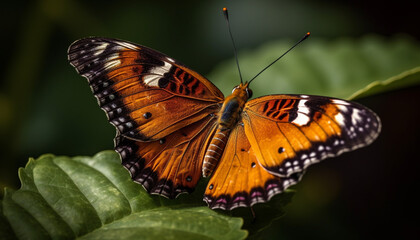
1, 0, 420, 239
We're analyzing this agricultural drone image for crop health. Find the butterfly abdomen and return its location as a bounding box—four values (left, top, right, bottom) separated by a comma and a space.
203, 128, 230, 177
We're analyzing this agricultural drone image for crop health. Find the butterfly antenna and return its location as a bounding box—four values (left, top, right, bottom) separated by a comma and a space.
248, 32, 311, 84
250, 206, 256, 222
223, 7, 243, 84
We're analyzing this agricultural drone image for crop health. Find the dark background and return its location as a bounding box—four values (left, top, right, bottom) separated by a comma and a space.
1, 0, 419, 239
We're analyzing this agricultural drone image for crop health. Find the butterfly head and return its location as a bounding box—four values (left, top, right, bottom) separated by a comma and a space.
231, 82, 253, 101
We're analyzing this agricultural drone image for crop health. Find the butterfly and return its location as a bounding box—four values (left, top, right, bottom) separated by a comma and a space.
68, 36, 381, 210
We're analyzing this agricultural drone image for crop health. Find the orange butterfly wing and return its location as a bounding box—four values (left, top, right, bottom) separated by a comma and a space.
117, 115, 217, 198
242, 94, 381, 177
68, 37, 223, 198
68, 38, 224, 141
204, 124, 302, 210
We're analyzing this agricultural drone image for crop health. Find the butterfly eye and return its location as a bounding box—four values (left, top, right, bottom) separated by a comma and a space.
246, 88, 253, 98
232, 86, 239, 94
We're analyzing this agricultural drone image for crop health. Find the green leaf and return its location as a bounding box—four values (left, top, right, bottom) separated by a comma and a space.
347, 66, 420, 100
1, 151, 248, 240
208, 35, 420, 99
0, 192, 14, 240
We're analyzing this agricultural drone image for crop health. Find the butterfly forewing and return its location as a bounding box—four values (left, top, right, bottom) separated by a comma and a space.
68, 37, 224, 141
243, 94, 381, 177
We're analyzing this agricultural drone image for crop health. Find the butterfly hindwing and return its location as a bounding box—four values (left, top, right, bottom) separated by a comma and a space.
204, 124, 303, 210
116, 115, 218, 199
68, 37, 224, 141
243, 94, 381, 177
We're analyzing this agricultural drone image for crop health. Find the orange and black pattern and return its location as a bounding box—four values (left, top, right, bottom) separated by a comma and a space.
68, 38, 223, 141
68, 37, 223, 200
260, 97, 300, 121
68, 37, 381, 211
116, 115, 217, 198
244, 95, 381, 179
204, 124, 303, 210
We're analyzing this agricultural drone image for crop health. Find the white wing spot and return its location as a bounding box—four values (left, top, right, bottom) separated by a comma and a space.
332, 99, 350, 105
116, 41, 138, 50
143, 75, 161, 87
143, 61, 172, 87
334, 113, 345, 126
93, 43, 108, 56
103, 59, 121, 71
293, 100, 311, 126
351, 109, 362, 125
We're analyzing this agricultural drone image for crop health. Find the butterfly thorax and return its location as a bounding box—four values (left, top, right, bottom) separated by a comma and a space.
202, 83, 252, 177
218, 83, 251, 129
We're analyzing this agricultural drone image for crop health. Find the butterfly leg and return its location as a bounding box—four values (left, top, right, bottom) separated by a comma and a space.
250, 206, 256, 223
